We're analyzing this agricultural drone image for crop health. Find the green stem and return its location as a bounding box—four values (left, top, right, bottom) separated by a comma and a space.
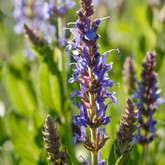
141, 116, 150, 165
57, 16, 63, 71
92, 151, 98, 165
56, 8, 75, 164
88, 66, 98, 165
63, 112, 78, 164
91, 128, 98, 165
142, 145, 148, 165
57, 16, 68, 98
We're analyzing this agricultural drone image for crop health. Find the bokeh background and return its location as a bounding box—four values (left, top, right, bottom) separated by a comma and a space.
0, 0, 165, 165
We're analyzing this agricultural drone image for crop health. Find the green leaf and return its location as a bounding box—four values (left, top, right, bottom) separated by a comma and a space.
115, 150, 131, 165
38, 47, 65, 114
108, 142, 117, 165
127, 145, 139, 165
37, 149, 48, 165
108, 140, 135, 165
32, 44, 51, 61
0, 117, 9, 145
115, 145, 135, 165
127, 158, 137, 165
38, 63, 55, 109
38, 62, 63, 114
8, 112, 40, 165
66, 151, 73, 165
5, 65, 37, 117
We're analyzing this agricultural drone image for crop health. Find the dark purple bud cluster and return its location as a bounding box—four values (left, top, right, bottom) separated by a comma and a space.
43, 115, 66, 165
134, 52, 164, 144
24, 24, 45, 47
116, 98, 138, 157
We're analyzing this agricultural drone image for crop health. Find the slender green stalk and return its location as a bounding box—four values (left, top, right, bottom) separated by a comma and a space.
91, 128, 98, 165
56, 16, 63, 71
63, 112, 78, 164
142, 145, 149, 165
61, 48, 68, 98
56, 13, 75, 163
91, 151, 98, 165
89, 66, 98, 165
57, 16, 68, 98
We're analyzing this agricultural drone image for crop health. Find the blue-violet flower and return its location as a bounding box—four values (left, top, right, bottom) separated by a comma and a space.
133, 51, 164, 144
67, 0, 117, 164
12, 0, 46, 34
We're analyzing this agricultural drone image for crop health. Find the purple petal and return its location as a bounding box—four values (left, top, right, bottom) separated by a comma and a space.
102, 116, 111, 125
70, 28, 80, 46
70, 90, 78, 98
68, 77, 74, 83
110, 92, 117, 103
65, 44, 72, 52
72, 133, 80, 144
79, 126, 86, 142
102, 51, 110, 66
154, 97, 165, 107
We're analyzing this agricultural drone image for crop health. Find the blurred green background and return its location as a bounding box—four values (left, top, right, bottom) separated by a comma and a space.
0, 0, 165, 165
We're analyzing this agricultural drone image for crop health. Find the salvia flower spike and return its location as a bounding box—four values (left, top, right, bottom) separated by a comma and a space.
43, 0, 76, 17
43, 0, 76, 47
134, 51, 165, 145
43, 115, 66, 165
12, 0, 46, 34
24, 24, 45, 47
67, 0, 117, 164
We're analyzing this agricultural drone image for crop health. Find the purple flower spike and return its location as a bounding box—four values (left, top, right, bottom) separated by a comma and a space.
43, 0, 76, 17
12, 0, 47, 34
12, 0, 76, 47
67, 0, 117, 163
133, 51, 164, 145
116, 98, 138, 157
43, 115, 67, 164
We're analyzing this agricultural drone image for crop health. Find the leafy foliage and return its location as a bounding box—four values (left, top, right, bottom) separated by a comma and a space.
0, 0, 165, 165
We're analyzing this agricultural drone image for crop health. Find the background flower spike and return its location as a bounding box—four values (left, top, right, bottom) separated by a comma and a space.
24, 24, 45, 47
134, 51, 165, 145
122, 56, 137, 95
115, 98, 138, 158
43, 115, 67, 165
